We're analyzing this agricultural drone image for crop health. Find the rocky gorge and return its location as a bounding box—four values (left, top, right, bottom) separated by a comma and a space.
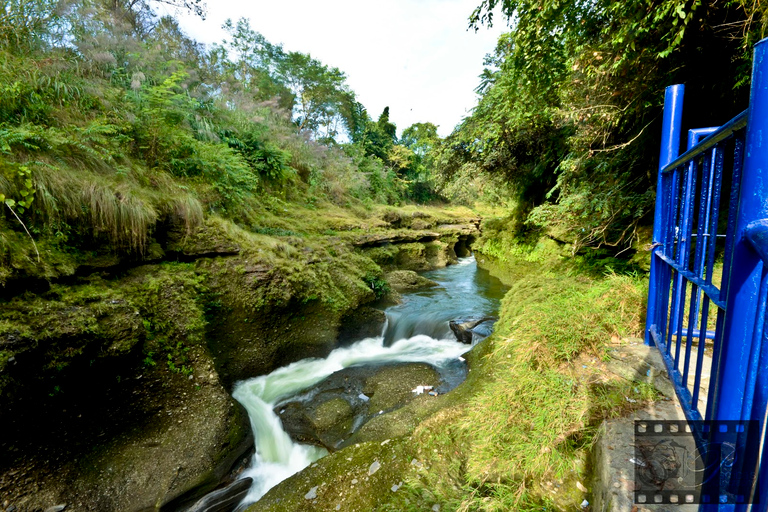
0, 206, 485, 512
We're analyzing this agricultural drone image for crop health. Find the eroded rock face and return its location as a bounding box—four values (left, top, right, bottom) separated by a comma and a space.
337, 306, 387, 345
275, 362, 442, 451
0, 267, 253, 512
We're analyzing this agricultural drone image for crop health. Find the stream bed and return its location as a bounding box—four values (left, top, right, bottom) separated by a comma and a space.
231, 256, 507, 507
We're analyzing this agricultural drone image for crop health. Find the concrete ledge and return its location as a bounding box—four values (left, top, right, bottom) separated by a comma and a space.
591, 339, 700, 512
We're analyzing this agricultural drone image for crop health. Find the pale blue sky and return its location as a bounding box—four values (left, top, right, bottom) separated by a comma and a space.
173, 0, 505, 137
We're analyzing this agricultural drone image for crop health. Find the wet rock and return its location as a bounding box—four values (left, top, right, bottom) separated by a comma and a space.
43, 505, 67, 512
275, 362, 442, 451
453, 234, 475, 258
186, 478, 253, 512
304, 486, 318, 500
449, 317, 496, 344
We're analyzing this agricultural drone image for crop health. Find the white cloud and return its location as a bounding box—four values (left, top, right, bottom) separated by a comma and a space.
173, 0, 505, 137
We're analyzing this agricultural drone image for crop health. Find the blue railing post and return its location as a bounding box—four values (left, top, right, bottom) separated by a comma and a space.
710, 39, 768, 423
706, 37, 768, 511
646, 84, 685, 346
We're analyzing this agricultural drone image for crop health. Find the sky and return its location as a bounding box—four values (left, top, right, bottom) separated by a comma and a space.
172, 0, 506, 138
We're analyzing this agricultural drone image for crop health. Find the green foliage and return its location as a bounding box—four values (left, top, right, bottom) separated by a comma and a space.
0, 0, 446, 277
496, 273, 647, 365
397, 122, 442, 202
436, 0, 764, 250
219, 126, 292, 182
0, 163, 35, 212
362, 273, 390, 300
0, 0, 66, 53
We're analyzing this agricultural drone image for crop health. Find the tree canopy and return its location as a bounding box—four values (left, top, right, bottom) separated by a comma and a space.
433, 0, 767, 249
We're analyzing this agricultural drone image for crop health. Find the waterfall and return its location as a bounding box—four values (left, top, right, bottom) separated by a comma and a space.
231, 334, 469, 506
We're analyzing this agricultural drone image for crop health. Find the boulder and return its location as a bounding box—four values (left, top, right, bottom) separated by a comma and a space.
384, 270, 439, 293
275, 362, 442, 451
449, 317, 496, 344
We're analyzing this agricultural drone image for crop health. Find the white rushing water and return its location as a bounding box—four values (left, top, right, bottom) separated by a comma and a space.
231, 333, 470, 506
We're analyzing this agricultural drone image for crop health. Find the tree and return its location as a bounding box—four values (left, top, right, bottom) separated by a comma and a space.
400, 122, 438, 157
212, 18, 293, 110
376, 107, 397, 143
216, 18, 358, 142
276, 50, 354, 139
0, 0, 67, 52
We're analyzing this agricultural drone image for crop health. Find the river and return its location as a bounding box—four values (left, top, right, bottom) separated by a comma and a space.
231, 256, 506, 507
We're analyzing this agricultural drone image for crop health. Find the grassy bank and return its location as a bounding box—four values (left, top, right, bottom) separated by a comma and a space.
375, 220, 656, 511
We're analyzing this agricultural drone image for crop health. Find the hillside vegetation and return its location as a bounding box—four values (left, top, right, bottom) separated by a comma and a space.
0, 0, 446, 289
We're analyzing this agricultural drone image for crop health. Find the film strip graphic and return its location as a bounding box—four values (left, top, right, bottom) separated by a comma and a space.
633, 420, 759, 505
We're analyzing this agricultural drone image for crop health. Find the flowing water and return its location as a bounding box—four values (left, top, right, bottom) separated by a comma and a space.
231, 256, 507, 507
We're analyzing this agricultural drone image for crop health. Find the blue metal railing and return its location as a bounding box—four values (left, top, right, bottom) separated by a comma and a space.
645, 38, 768, 510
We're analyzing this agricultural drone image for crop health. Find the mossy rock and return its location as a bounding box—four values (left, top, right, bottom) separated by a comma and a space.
362, 363, 439, 411
311, 397, 355, 432
384, 270, 439, 293
393, 241, 457, 271
0, 265, 253, 512
245, 439, 413, 512
0, 280, 146, 418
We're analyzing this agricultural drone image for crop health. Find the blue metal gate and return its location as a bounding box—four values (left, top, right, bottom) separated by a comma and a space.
645, 38, 768, 509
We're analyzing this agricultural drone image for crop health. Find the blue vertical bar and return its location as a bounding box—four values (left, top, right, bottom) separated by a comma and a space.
682, 150, 714, 387
705, 144, 726, 284
646, 84, 685, 346
706, 135, 745, 421
693, 145, 726, 409
669, 138, 696, 358
742, 43, 768, 447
